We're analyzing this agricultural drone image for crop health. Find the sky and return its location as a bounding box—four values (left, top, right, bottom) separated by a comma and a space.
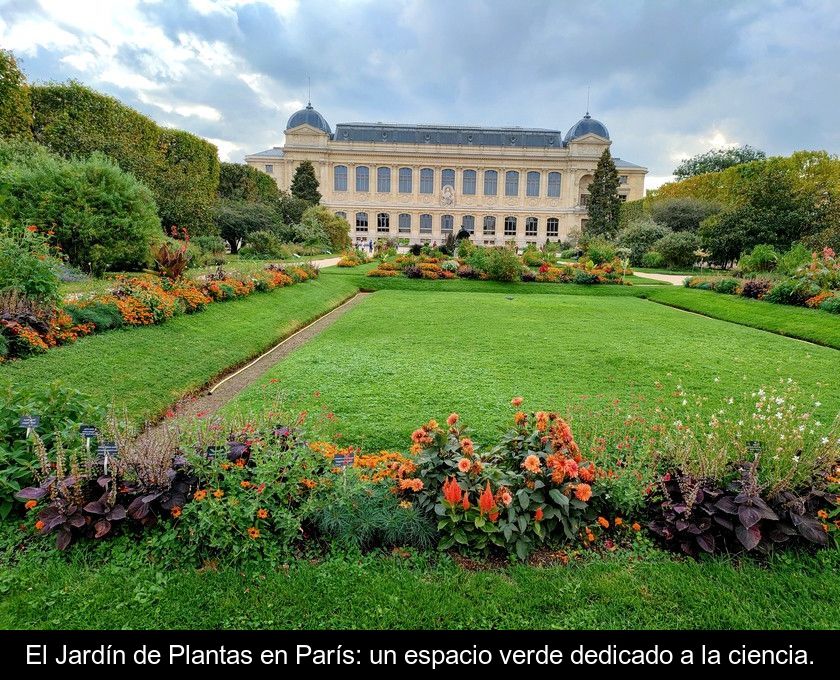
2, 0, 838, 190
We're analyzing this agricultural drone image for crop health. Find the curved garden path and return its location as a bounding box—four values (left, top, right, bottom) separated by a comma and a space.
633, 271, 690, 286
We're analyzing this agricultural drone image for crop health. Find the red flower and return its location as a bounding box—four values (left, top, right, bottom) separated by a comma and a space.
442, 477, 463, 506
534, 507, 544, 522
511, 396, 524, 407
478, 481, 496, 516
447, 412, 459, 427
461, 492, 471, 511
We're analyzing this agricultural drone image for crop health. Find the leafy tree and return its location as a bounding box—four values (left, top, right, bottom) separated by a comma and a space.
276, 192, 311, 226
0, 49, 32, 139
649, 197, 721, 232
213, 199, 282, 254
653, 232, 700, 269
618, 218, 672, 265
301, 205, 351, 252
290, 160, 321, 204
698, 211, 747, 267
218, 162, 280, 203
674, 145, 766, 179
586, 148, 621, 238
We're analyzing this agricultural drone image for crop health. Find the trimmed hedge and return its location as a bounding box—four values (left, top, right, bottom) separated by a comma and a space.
29, 82, 219, 236
0, 50, 32, 140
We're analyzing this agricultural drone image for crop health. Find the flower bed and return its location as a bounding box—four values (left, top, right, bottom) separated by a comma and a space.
686, 248, 840, 313
1, 263, 319, 361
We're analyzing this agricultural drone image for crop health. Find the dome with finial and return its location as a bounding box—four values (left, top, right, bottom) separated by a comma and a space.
286, 103, 331, 134
564, 113, 609, 143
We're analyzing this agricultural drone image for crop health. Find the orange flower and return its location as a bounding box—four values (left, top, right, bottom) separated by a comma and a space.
193, 489, 207, 501
235, 458, 246, 468
534, 507, 544, 522
426, 419, 439, 430
257, 508, 269, 519
535, 411, 549, 432
522, 454, 542, 473
213, 489, 224, 499
461, 492, 471, 511
597, 516, 609, 529
220, 462, 231, 470
574, 483, 592, 502
489, 511, 499, 522
171, 506, 182, 518
24, 500, 37, 510
511, 396, 523, 407
501, 491, 513, 507
301, 478, 317, 489
442, 477, 463, 506
514, 411, 528, 426
34, 520, 45, 531
26, 224, 38, 232
614, 517, 623, 526
457, 458, 471, 473
817, 509, 829, 519
447, 412, 459, 427
478, 481, 496, 516
564, 458, 579, 478
240, 480, 251, 489
460, 437, 474, 456
578, 463, 595, 482
399, 478, 424, 492
247, 527, 260, 539
632, 522, 641, 532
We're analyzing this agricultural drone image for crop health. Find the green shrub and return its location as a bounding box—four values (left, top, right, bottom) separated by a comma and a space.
484, 247, 522, 282
777, 243, 812, 276
819, 296, 840, 313
0, 227, 61, 303
239, 230, 290, 259
521, 245, 544, 267
301, 205, 351, 252
654, 232, 700, 268
65, 300, 124, 331
641, 251, 665, 268
218, 162, 280, 203
618, 219, 671, 265
0, 334, 7, 360
0, 49, 32, 139
763, 279, 821, 306
739, 243, 778, 272
559, 247, 579, 259
189, 235, 227, 266
278, 217, 328, 248
0, 142, 162, 274
214, 199, 282, 254
573, 270, 600, 285
584, 237, 616, 265
714, 278, 741, 295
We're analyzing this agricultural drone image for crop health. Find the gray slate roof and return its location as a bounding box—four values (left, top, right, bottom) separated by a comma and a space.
248, 147, 284, 158
332, 123, 565, 148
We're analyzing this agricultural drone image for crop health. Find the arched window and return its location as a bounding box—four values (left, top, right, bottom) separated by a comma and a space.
484, 170, 498, 196
377, 167, 391, 192
483, 216, 496, 235
334, 165, 348, 191
504, 216, 517, 236
399, 167, 412, 193
526, 171, 540, 197
546, 217, 559, 237
355, 166, 369, 192
441, 168, 455, 189
355, 212, 368, 232
398, 213, 411, 233
419, 214, 432, 233
462, 170, 476, 195
462, 215, 475, 234
525, 217, 538, 236
505, 171, 519, 197
420, 168, 434, 194
377, 212, 390, 233
441, 214, 454, 233
547, 172, 561, 197
335, 211, 347, 220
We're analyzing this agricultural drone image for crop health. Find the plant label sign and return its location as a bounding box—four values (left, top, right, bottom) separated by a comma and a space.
97, 442, 118, 456
334, 452, 355, 467
19, 415, 40, 429
746, 440, 762, 456
79, 425, 99, 439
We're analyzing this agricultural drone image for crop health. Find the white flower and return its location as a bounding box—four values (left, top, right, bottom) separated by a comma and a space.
775, 397, 784, 405
682, 399, 687, 406
821, 437, 829, 445
775, 412, 783, 419
815, 401, 822, 407
792, 455, 800, 463
728, 398, 734, 404
738, 420, 744, 426
714, 377, 720, 383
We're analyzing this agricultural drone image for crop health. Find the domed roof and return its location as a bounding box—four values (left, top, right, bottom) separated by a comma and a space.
564, 113, 609, 143
286, 103, 331, 134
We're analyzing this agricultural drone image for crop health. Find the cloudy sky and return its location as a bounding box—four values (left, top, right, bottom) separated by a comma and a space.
2, 0, 838, 188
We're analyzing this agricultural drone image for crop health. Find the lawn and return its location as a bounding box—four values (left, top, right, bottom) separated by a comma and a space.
1, 275, 358, 423
226, 289, 840, 450
1, 547, 837, 629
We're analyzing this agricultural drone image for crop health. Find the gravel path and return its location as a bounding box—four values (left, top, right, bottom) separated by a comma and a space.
633, 271, 691, 286
136, 291, 370, 443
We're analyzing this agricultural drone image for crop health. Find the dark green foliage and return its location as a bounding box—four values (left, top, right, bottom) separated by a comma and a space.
739, 243, 779, 272
586, 148, 621, 237
0, 228, 62, 304
30, 82, 219, 236
649, 197, 721, 232
65, 300, 124, 331
218, 162, 280, 203
289, 160, 321, 204
819, 296, 840, 314
277, 192, 311, 226
618, 219, 671, 265
483, 247, 522, 282
698, 209, 747, 266
714, 278, 740, 295
763, 279, 820, 306
239, 230, 289, 259
641, 251, 665, 268
653, 231, 700, 268
214, 199, 281, 253
673, 145, 766, 179
0, 49, 32, 140
302, 205, 351, 252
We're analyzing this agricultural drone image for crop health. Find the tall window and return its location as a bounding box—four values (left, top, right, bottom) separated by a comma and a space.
462, 169, 476, 195
484, 170, 498, 195
398, 213, 411, 233
264, 164, 273, 174
335, 211, 347, 220
441, 214, 454, 233
377, 167, 391, 192
441, 168, 455, 189
420, 214, 432, 233
463, 215, 475, 234
547, 172, 561, 197
483, 216, 496, 235
580, 194, 590, 207
525, 217, 538, 236
505, 171, 519, 196
355, 212, 368, 232
398, 167, 412, 193
377, 213, 390, 233
526, 171, 540, 197
546, 217, 559, 237
355, 166, 369, 192
504, 216, 517, 236
334, 165, 348, 191
619, 175, 628, 185
420, 168, 434, 194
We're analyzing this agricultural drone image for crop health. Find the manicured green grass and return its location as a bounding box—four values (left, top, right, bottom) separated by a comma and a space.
227, 290, 840, 450
1, 276, 358, 423
1, 549, 837, 629
642, 286, 840, 350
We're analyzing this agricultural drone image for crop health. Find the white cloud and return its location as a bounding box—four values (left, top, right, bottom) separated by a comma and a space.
206, 137, 240, 161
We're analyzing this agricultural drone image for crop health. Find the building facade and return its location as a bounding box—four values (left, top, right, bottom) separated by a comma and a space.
245, 104, 646, 247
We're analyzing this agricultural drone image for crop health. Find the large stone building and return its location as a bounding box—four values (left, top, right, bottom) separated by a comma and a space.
245, 103, 646, 247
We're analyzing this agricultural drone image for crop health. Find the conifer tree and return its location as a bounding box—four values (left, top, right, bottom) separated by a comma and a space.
586, 148, 621, 237
290, 160, 321, 204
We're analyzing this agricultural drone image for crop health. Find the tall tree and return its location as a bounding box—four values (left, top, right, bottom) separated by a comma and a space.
0, 49, 33, 139
586, 148, 621, 237
673, 145, 766, 180
218, 162, 280, 203
290, 160, 321, 204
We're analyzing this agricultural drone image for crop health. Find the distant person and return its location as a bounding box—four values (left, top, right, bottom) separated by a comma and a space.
368, 239, 373, 253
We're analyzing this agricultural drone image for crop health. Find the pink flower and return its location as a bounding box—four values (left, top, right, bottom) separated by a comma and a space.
511, 396, 524, 407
